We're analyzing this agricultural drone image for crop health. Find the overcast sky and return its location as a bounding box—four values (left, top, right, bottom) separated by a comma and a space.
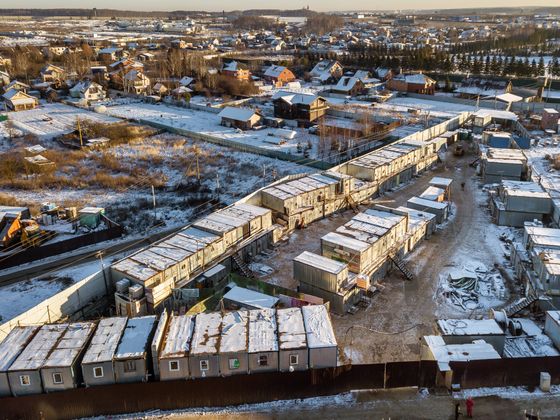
9, 1, 560, 12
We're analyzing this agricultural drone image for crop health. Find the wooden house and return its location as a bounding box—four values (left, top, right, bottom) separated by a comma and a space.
217, 106, 262, 130
40, 64, 65, 85
263, 65, 296, 87
222, 61, 250, 81
272, 91, 328, 124
387, 73, 436, 95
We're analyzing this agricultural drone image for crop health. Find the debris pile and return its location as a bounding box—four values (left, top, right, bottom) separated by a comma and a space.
440, 262, 507, 310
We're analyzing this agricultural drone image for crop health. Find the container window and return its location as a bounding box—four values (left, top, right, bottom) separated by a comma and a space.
19, 375, 31, 386
258, 355, 268, 366
93, 367, 104, 378
52, 372, 63, 384
200, 360, 209, 371
169, 361, 180, 371
124, 361, 137, 373
289, 354, 299, 366
228, 358, 240, 370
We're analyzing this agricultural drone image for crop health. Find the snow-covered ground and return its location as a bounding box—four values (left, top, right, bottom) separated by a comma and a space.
380, 97, 477, 117
8, 103, 118, 139
102, 102, 324, 160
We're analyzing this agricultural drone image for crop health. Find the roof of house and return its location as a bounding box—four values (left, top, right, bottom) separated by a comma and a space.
333, 76, 362, 92
218, 106, 259, 122
272, 90, 322, 106
264, 65, 288, 78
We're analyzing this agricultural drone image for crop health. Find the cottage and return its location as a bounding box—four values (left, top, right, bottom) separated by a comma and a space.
217, 107, 262, 130
331, 76, 365, 96
7, 324, 68, 396
309, 60, 343, 84
189, 312, 222, 378
40, 322, 96, 392
263, 65, 296, 87
40, 64, 65, 84
0, 326, 39, 397
276, 308, 308, 372
98, 47, 125, 62
158, 314, 195, 381
113, 316, 157, 383
152, 82, 168, 96
2, 89, 38, 111
272, 91, 328, 124
222, 61, 250, 81
81, 317, 127, 386
387, 73, 436, 95
302, 305, 338, 368
3, 80, 29, 94
248, 308, 278, 373
219, 311, 249, 376
69, 80, 106, 102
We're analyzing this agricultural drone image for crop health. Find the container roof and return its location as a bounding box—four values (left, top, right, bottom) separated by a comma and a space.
223, 286, 279, 309
248, 308, 278, 353
43, 322, 96, 368
160, 314, 195, 359
294, 251, 347, 275
114, 316, 157, 360
219, 311, 249, 354
190, 312, 222, 356
0, 326, 39, 372
276, 308, 307, 350
82, 317, 127, 364
302, 305, 337, 349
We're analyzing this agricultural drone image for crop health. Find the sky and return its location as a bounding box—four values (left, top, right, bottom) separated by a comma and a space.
7, 1, 560, 12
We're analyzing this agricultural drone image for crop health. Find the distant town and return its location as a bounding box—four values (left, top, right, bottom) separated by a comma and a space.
0, 6, 560, 419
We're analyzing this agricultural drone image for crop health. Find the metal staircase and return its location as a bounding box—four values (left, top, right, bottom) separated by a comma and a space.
232, 253, 255, 279
504, 293, 539, 317
389, 255, 415, 281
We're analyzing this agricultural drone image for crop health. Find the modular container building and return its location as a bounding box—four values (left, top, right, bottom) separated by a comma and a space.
219, 311, 249, 376
7, 324, 68, 396
419, 186, 446, 202
189, 312, 222, 378
407, 197, 449, 224
158, 314, 195, 381
40, 322, 96, 393
293, 251, 349, 294
81, 317, 127, 387
321, 231, 373, 273
220, 203, 273, 236
114, 316, 157, 384
179, 226, 225, 265
193, 214, 244, 248
437, 319, 506, 356
481, 148, 526, 183
544, 311, 560, 351
223, 285, 279, 310
302, 305, 338, 368
276, 308, 308, 372
0, 326, 38, 397
150, 311, 169, 381
248, 308, 279, 373
497, 181, 551, 214
429, 177, 453, 201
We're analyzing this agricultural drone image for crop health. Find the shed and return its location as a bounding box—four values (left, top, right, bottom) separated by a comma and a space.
41, 322, 96, 392
8, 324, 68, 396
302, 305, 338, 368
81, 317, 127, 386
219, 311, 249, 376
223, 285, 279, 310
113, 316, 157, 383
189, 312, 222, 378
158, 314, 195, 381
293, 251, 348, 294
79, 207, 105, 229
248, 308, 278, 373
276, 308, 308, 372
218, 107, 261, 130
0, 326, 39, 397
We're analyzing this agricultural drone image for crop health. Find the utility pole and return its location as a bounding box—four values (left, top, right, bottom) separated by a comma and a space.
77, 117, 83, 147
151, 185, 157, 223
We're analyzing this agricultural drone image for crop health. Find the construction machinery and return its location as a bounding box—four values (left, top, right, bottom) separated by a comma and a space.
20, 219, 54, 248
453, 144, 465, 156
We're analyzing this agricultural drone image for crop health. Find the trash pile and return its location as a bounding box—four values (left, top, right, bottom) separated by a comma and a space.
440, 262, 507, 310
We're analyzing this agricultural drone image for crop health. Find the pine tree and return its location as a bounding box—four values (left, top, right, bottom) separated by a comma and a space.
537, 56, 545, 77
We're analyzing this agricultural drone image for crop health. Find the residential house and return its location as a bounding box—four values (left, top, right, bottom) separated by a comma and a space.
69, 80, 106, 102
455, 78, 512, 99
40, 64, 65, 85
222, 61, 251, 81
331, 76, 365, 96
123, 70, 151, 95
272, 91, 328, 124
152, 82, 168, 96
263, 65, 296, 87
218, 106, 262, 130
309, 60, 343, 84
4, 80, 30, 94
0, 70, 9, 87
2, 89, 38, 111
387, 73, 436, 95
136, 52, 155, 62
81, 317, 127, 387
98, 47, 126, 62
375, 67, 393, 81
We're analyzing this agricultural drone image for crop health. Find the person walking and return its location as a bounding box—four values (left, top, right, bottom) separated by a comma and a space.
455, 402, 462, 420
466, 396, 474, 417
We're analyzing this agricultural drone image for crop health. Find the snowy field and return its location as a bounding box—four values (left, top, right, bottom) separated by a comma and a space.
8, 103, 119, 139
380, 97, 477, 117
102, 102, 323, 160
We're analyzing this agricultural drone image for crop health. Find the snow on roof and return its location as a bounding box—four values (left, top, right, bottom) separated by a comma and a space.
321, 231, 371, 253
333, 76, 361, 92
217, 106, 257, 122
248, 308, 278, 353
223, 286, 279, 309
302, 305, 337, 349
160, 314, 195, 359
129, 249, 177, 272
407, 196, 448, 210
495, 93, 523, 103
272, 90, 321, 105
425, 335, 500, 371
276, 308, 307, 350
112, 258, 159, 283
264, 65, 287, 78
429, 177, 453, 188
219, 311, 249, 354
43, 322, 96, 368
9, 324, 68, 371
294, 251, 347, 275
181, 226, 221, 245
0, 326, 39, 372
114, 316, 157, 360
190, 312, 222, 356
547, 311, 560, 324
474, 109, 518, 121
419, 186, 445, 201
501, 181, 548, 199
82, 317, 127, 364
437, 319, 504, 336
